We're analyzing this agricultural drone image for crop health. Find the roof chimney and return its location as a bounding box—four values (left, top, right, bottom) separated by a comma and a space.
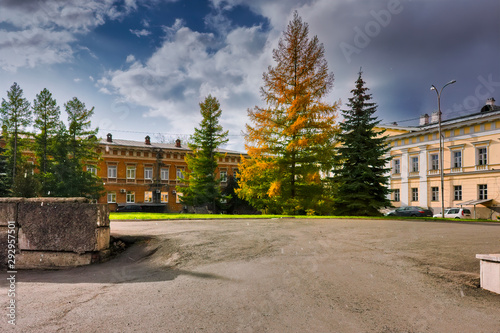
431, 111, 439, 123
106, 133, 113, 142
175, 139, 181, 148
419, 114, 429, 126
145, 135, 151, 145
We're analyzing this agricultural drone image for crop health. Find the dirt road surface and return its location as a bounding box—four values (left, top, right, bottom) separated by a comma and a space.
2, 218, 500, 332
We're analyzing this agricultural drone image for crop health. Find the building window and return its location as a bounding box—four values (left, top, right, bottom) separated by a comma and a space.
430, 154, 439, 171
452, 151, 462, 168
176, 168, 184, 180
176, 192, 183, 203
87, 165, 97, 175
108, 165, 117, 178
144, 167, 153, 180
220, 170, 227, 183
107, 192, 116, 203
411, 156, 419, 173
144, 191, 152, 203
126, 166, 136, 180
393, 159, 400, 174
477, 147, 487, 166
431, 187, 439, 201
411, 188, 418, 202
478, 184, 488, 200
454, 185, 462, 201
126, 191, 135, 203
161, 168, 169, 180
161, 192, 169, 203
393, 189, 400, 202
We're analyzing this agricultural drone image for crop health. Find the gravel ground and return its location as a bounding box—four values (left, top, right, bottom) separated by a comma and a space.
2, 218, 500, 332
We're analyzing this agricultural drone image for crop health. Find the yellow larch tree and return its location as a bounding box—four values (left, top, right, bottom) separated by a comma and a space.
237, 11, 339, 215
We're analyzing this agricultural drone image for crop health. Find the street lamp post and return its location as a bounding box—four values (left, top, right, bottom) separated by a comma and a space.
431, 80, 456, 218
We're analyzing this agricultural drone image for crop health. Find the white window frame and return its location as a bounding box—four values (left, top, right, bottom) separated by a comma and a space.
161, 168, 169, 180
478, 184, 488, 200
144, 191, 153, 203
161, 192, 169, 203
431, 187, 439, 201
107, 192, 116, 203
411, 188, 418, 202
176, 192, 183, 203
87, 165, 97, 175
220, 170, 227, 183
176, 168, 184, 180
393, 159, 400, 174
393, 189, 400, 202
430, 154, 439, 171
144, 167, 153, 180
126, 191, 135, 203
454, 185, 462, 201
108, 165, 117, 178
452, 150, 462, 169
126, 166, 136, 180
410, 156, 419, 173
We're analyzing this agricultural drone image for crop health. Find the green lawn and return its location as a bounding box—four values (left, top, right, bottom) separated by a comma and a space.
109, 212, 498, 222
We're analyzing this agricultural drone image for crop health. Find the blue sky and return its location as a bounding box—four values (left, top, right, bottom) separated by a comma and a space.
1, 0, 499, 151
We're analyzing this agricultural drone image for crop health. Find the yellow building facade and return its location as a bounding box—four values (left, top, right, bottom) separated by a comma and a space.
385, 99, 500, 219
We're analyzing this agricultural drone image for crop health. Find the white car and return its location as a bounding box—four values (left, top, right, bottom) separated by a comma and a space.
433, 208, 472, 219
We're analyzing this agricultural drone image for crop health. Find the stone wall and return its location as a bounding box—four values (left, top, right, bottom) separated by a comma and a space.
0, 198, 110, 270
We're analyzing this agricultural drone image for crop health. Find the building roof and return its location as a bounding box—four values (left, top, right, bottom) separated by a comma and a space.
384, 105, 500, 140
99, 137, 245, 155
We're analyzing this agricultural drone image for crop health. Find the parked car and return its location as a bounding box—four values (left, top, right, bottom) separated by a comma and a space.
433, 208, 472, 219
386, 206, 434, 217
116, 204, 142, 212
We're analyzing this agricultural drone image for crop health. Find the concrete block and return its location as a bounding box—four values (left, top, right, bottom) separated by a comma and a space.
17, 202, 109, 253
476, 254, 500, 294
95, 227, 110, 251
97, 204, 110, 227
16, 251, 93, 269
0, 202, 17, 226
0, 227, 10, 269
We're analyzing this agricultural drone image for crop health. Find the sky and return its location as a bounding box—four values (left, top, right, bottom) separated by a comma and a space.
1, 0, 499, 152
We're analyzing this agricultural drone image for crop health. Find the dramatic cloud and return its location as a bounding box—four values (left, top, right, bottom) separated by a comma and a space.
99, 20, 271, 149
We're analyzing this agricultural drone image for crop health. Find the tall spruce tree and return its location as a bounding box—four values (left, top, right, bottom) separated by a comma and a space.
0, 82, 32, 183
333, 71, 392, 216
237, 11, 339, 215
33, 88, 60, 195
48, 97, 103, 199
0, 140, 11, 197
178, 95, 229, 211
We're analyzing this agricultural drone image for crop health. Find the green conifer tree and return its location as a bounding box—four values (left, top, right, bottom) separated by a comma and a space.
178, 95, 229, 211
32, 88, 60, 195
333, 71, 392, 216
0, 82, 32, 184
48, 97, 103, 199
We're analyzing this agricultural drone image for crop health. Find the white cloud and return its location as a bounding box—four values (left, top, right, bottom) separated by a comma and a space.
99, 20, 272, 150
74, 78, 81, 82
0, 0, 147, 71
130, 29, 152, 37
126, 55, 136, 63
0, 28, 75, 72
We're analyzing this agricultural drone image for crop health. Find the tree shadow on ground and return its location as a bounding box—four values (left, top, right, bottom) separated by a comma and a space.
14, 235, 233, 285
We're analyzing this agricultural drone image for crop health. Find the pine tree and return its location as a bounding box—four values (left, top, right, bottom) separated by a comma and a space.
32, 88, 60, 195
237, 12, 339, 215
48, 97, 103, 199
0, 141, 11, 197
178, 95, 229, 211
0, 82, 32, 183
332, 71, 392, 216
